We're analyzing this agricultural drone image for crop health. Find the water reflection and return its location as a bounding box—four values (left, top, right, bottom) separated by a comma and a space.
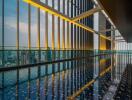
0, 53, 131, 100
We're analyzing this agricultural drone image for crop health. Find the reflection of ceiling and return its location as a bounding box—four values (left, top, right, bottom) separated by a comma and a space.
98, 0, 132, 42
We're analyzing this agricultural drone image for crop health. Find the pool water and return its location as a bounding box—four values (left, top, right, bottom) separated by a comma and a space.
0, 54, 131, 100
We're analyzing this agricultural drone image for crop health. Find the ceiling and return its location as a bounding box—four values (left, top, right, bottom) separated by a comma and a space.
98, 0, 132, 42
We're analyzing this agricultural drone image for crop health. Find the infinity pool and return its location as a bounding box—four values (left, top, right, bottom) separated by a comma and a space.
0, 54, 131, 100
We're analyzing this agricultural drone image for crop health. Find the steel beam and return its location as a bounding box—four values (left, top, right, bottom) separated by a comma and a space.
72, 7, 101, 21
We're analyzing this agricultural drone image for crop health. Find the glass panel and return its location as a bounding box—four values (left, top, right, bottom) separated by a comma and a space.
19, 0, 28, 49
40, 0, 45, 3
30, 67, 38, 79
55, 64, 58, 72
65, 0, 68, 15
40, 10, 45, 48
60, 0, 63, 13
31, 6, 37, 48
19, 68, 28, 83
41, 65, 45, 76
54, 0, 58, 10
69, 24, 71, 49
48, 0, 52, 7
65, 22, 67, 49
60, 62, 63, 71
60, 19, 63, 48
47, 75, 52, 99
19, 50, 30, 65
4, 50, 17, 66
4, 0, 17, 49
48, 64, 52, 74
48, 13, 52, 48
54, 16, 58, 49
41, 50, 46, 61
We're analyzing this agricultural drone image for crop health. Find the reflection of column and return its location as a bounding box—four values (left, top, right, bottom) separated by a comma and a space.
93, 56, 99, 100
71, 61, 74, 95
52, 74, 55, 100
62, 71, 65, 99
44, 76, 48, 100
67, 67, 69, 96
1, 88, 4, 100
77, 60, 79, 90
27, 69, 31, 99
74, 60, 77, 92
57, 72, 60, 100
16, 71, 19, 100
37, 66, 40, 99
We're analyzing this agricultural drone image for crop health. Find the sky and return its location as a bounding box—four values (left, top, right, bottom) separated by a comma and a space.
0, 0, 108, 50
0, 0, 64, 49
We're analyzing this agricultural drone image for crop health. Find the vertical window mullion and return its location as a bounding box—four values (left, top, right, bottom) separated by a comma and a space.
67, 0, 69, 49
37, 4, 40, 50
28, 4, 31, 49
17, 0, 19, 67
62, 0, 65, 49
79, 0, 82, 50
17, 0, 19, 50
52, 0, 55, 49
71, 0, 73, 50
58, 0, 60, 49
2, 0, 4, 66
74, 0, 76, 50
45, 0, 48, 48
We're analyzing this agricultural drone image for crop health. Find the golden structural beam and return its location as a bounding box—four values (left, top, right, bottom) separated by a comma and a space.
67, 79, 96, 100
72, 7, 102, 21
23, 0, 111, 41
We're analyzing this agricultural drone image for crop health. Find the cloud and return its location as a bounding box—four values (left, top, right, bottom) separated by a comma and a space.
4, 16, 38, 35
